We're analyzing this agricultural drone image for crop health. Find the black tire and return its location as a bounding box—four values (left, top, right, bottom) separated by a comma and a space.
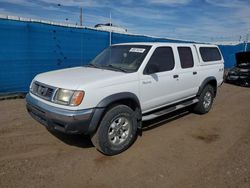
91, 105, 138, 155
193, 85, 215, 114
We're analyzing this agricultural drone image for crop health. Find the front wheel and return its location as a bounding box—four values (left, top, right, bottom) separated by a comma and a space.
91, 105, 138, 155
193, 85, 215, 114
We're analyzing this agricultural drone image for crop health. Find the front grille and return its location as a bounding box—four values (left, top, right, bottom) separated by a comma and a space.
31, 82, 55, 101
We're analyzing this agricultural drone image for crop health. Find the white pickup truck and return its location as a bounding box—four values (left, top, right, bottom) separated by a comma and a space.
26, 42, 224, 155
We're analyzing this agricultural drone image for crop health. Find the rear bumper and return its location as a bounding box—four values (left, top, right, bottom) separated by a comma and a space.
26, 93, 95, 134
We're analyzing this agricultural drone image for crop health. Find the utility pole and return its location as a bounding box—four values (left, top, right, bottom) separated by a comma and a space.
80, 7, 83, 26
109, 12, 112, 46
245, 32, 249, 52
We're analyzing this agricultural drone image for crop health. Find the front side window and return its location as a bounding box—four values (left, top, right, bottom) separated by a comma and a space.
178, 47, 194, 69
89, 45, 151, 73
199, 47, 222, 62
144, 47, 175, 74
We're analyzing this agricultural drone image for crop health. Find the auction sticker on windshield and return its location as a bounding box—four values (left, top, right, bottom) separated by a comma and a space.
129, 48, 146, 53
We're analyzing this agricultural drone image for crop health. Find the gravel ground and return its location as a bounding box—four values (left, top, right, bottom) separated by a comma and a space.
0, 83, 249, 188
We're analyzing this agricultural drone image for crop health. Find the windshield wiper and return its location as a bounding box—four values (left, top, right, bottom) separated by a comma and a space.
84, 63, 128, 73
83, 63, 100, 68
104, 64, 128, 73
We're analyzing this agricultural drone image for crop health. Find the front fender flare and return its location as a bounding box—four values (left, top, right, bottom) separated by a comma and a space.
96, 92, 141, 109
87, 92, 141, 134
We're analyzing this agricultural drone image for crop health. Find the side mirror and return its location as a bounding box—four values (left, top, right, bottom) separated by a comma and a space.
144, 63, 159, 75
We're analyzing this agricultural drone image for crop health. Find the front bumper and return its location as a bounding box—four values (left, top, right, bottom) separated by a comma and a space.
226, 73, 250, 87
26, 93, 94, 134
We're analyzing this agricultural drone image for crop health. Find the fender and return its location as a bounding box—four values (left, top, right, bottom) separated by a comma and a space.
96, 92, 141, 109
197, 76, 217, 96
87, 92, 141, 134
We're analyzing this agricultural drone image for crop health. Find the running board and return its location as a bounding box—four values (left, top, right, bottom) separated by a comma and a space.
142, 98, 199, 121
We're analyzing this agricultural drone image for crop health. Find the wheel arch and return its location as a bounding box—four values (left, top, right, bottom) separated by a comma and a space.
96, 92, 141, 110
87, 92, 141, 134
197, 77, 217, 97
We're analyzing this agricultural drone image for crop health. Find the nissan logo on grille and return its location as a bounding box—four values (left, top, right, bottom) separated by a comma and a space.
37, 86, 48, 96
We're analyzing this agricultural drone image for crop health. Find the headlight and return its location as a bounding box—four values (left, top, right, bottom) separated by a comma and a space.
229, 70, 235, 74
229, 67, 239, 74
54, 89, 84, 106
30, 80, 36, 93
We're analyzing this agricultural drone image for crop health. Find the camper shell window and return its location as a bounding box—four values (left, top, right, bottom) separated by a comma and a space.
200, 47, 222, 62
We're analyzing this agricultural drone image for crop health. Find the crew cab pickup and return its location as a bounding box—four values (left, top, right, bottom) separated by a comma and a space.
26, 42, 224, 155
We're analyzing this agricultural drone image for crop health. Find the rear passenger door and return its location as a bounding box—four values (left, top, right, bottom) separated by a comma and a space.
176, 46, 199, 98
140, 46, 180, 112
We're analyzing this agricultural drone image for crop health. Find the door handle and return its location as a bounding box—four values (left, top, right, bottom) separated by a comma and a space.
193, 71, 197, 75
142, 81, 152, 84
173, 75, 179, 78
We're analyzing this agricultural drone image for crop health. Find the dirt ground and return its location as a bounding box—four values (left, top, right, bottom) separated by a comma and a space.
0, 83, 250, 188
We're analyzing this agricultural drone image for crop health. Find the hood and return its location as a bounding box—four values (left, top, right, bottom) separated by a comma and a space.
34, 67, 127, 90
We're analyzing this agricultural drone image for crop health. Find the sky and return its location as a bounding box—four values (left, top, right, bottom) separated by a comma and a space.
0, 0, 250, 42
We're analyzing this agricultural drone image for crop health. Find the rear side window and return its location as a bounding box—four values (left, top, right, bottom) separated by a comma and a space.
178, 47, 194, 68
144, 47, 175, 74
199, 47, 222, 62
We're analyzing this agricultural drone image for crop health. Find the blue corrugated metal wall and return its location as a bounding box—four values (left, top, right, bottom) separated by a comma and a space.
0, 18, 249, 93
218, 44, 248, 68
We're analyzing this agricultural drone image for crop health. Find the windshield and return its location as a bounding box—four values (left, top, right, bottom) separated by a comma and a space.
89, 45, 151, 73
236, 51, 250, 68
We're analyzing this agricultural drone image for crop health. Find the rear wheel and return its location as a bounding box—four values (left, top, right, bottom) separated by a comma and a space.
91, 105, 138, 155
193, 85, 215, 114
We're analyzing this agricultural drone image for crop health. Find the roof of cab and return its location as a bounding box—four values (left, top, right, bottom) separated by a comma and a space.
113, 42, 218, 47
